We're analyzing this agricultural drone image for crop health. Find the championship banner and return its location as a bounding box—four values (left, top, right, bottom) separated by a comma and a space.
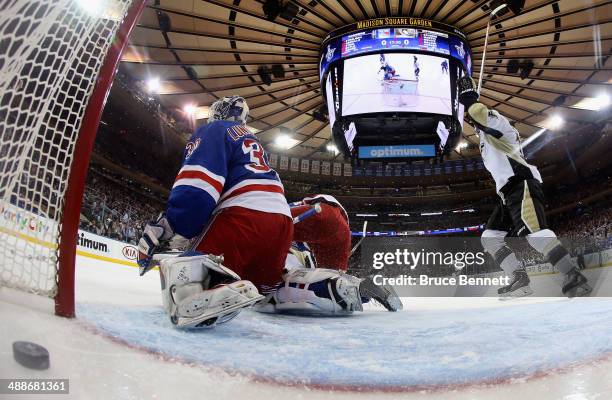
280, 155, 289, 170
300, 159, 310, 173
311, 160, 320, 174
333, 162, 342, 176
403, 164, 411, 176
343, 163, 352, 176
321, 161, 331, 175
385, 165, 393, 176
290, 157, 299, 172
455, 161, 463, 173
268, 153, 278, 168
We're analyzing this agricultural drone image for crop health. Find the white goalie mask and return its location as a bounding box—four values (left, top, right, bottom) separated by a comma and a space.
208, 95, 249, 124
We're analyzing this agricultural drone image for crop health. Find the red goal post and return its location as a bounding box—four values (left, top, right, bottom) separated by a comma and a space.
0, 0, 146, 317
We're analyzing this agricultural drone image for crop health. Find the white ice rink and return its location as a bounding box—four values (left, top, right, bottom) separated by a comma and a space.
2, 254, 612, 400
342, 53, 452, 116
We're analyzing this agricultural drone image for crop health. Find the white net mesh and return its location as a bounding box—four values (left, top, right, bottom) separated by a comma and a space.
0, 0, 133, 299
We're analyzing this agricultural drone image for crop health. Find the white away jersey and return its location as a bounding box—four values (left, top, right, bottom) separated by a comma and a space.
474, 108, 542, 194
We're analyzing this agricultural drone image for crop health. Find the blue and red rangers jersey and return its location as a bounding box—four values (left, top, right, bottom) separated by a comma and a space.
166, 120, 290, 239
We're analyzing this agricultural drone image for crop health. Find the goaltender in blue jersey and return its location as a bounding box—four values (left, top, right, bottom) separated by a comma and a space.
167, 115, 288, 239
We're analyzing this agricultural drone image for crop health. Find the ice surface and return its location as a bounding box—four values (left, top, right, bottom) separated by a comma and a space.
2, 254, 612, 399
77, 298, 612, 389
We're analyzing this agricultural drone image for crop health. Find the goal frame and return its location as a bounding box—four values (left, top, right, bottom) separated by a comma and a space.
54, 0, 147, 318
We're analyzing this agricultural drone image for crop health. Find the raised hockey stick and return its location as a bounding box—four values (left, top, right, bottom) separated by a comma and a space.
476, 19, 491, 95
477, 4, 508, 94
350, 220, 368, 256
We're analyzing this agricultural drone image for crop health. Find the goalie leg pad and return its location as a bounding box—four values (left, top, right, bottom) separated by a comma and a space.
255, 268, 363, 315
159, 253, 263, 328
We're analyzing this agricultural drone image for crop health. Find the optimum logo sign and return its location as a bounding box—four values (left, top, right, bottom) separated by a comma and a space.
78, 232, 108, 253
359, 145, 435, 159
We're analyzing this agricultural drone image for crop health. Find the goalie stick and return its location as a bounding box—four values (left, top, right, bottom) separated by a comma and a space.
350, 220, 368, 256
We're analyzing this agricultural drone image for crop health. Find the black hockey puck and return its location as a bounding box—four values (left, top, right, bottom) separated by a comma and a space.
12, 341, 50, 370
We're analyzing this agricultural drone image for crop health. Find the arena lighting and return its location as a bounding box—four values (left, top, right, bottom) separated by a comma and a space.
573, 93, 611, 111
327, 143, 339, 154
548, 115, 564, 130
457, 141, 468, 150
594, 93, 610, 109
183, 104, 197, 115
146, 77, 160, 93
421, 212, 443, 216
274, 134, 299, 149
519, 127, 547, 152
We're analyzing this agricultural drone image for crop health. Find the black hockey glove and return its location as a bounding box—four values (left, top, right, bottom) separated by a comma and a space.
458, 76, 479, 108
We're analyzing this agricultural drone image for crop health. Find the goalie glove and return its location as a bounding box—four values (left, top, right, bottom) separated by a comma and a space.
137, 213, 188, 276
457, 76, 479, 108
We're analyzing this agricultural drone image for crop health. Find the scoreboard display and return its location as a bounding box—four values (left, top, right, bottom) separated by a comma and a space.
321, 25, 471, 80
320, 18, 472, 160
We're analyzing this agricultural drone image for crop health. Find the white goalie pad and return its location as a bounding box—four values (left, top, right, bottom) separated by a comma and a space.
254, 268, 363, 315
159, 253, 263, 328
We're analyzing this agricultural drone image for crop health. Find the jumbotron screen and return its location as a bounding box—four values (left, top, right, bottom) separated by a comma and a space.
320, 19, 471, 159
342, 53, 452, 116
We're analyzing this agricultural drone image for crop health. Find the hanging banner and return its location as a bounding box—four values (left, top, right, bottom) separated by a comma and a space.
300, 159, 310, 173
333, 162, 342, 176
322, 161, 331, 175
280, 155, 289, 170
311, 160, 320, 174
268, 153, 278, 169
290, 158, 299, 172
343, 163, 352, 176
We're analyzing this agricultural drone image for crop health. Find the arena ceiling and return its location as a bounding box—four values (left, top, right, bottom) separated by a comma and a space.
120, 0, 611, 164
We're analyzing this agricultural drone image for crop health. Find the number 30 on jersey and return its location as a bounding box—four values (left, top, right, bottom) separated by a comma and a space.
242, 139, 271, 173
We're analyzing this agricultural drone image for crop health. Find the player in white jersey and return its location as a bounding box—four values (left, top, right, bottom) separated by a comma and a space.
457, 76, 591, 297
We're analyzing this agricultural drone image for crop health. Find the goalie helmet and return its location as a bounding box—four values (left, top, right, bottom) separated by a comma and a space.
208, 95, 249, 124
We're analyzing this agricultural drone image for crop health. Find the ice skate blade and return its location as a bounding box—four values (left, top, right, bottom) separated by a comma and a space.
175, 294, 264, 329
498, 286, 534, 301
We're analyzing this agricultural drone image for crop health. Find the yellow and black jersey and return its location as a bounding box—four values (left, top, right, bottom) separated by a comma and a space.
468, 103, 542, 195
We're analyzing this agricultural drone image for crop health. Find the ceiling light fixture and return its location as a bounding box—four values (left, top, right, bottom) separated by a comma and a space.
326, 143, 339, 154
146, 77, 160, 93
275, 134, 299, 149
547, 115, 564, 130
183, 104, 197, 115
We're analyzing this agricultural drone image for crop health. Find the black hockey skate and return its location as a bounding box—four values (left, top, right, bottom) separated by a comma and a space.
359, 276, 403, 311
562, 268, 592, 298
498, 269, 533, 298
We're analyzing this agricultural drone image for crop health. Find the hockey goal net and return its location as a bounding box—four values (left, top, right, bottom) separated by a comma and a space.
0, 0, 145, 317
